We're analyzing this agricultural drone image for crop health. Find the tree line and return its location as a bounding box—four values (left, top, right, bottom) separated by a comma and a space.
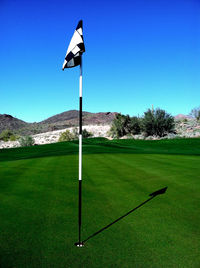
109, 108, 175, 138
0, 106, 200, 144
109, 105, 200, 138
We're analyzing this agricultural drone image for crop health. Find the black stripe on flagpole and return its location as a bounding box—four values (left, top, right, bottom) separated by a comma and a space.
79, 97, 82, 134
79, 180, 82, 243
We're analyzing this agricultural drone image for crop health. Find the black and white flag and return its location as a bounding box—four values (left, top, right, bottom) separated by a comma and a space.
62, 20, 85, 70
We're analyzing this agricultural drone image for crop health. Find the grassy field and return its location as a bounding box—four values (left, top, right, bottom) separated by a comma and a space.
0, 138, 200, 267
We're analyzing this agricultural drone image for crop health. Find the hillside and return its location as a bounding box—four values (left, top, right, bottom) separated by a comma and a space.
0, 114, 28, 133
41, 110, 91, 124
40, 110, 117, 130
0, 111, 117, 135
174, 114, 192, 120
1, 111, 199, 141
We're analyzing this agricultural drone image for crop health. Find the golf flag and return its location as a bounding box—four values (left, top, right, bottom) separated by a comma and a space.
62, 20, 85, 70
62, 20, 85, 247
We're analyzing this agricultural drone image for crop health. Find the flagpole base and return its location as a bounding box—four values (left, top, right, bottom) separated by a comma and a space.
74, 242, 84, 247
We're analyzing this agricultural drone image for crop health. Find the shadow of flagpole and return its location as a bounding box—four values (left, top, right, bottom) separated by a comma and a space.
82, 187, 168, 245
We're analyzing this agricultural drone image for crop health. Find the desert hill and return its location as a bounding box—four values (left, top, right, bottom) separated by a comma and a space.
0, 114, 28, 133
0, 110, 117, 135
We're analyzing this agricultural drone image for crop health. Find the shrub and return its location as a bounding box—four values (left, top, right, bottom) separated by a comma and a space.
72, 127, 93, 139
142, 108, 175, 137
59, 128, 93, 142
127, 116, 141, 135
0, 130, 16, 141
82, 129, 93, 138
109, 113, 130, 138
59, 130, 74, 142
109, 114, 141, 138
19, 136, 35, 147
190, 106, 200, 121
10, 135, 18, 141
72, 128, 79, 140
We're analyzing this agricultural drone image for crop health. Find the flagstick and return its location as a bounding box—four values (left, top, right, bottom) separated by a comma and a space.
75, 56, 84, 247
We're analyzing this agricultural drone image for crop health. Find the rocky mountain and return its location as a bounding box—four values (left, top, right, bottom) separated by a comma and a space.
174, 114, 192, 120
0, 110, 117, 135
1, 112, 200, 149
41, 110, 117, 125
41, 110, 91, 124
0, 114, 28, 133
1, 111, 195, 137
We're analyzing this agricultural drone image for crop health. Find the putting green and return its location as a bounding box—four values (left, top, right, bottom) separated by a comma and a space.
0, 138, 200, 267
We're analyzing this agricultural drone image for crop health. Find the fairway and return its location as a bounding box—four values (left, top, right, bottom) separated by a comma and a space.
0, 138, 200, 267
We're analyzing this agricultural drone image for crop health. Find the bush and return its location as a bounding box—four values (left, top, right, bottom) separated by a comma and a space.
58, 130, 74, 142
190, 106, 200, 121
0, 130, 17, 141
109, 113, 130, 138
72, 128, 79, 140
72, 127, 93, 139
142, 108, 175, 137
109, 114, 141, 138
19, 136, 35, 147
59, 128, 93, 142
82, 129, 93, 138
127, 117, 141, 135
10, 135, 18, 141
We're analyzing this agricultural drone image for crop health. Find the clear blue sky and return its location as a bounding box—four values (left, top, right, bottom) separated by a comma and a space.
0, 0, 199, 122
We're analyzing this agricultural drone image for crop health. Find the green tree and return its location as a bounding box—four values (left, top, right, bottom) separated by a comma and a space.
127, 116, 141, 135
142, 108, 175, 137
19, 136, 35, 147
109, 114, 142, 138
10, 135, 18, 141
109, 113, 130, 138
82, 129, 93, 138
59, 128, 93, 142
72, 128, 79, 140
0, 129, 15, 141
58, 130, 74, 142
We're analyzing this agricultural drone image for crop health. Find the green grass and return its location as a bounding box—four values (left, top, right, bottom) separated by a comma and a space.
0, 138, 200, 267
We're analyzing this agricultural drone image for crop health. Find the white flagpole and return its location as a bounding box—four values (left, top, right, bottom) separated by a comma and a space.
75, 56, 84, 247
62, 20, 85, 247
